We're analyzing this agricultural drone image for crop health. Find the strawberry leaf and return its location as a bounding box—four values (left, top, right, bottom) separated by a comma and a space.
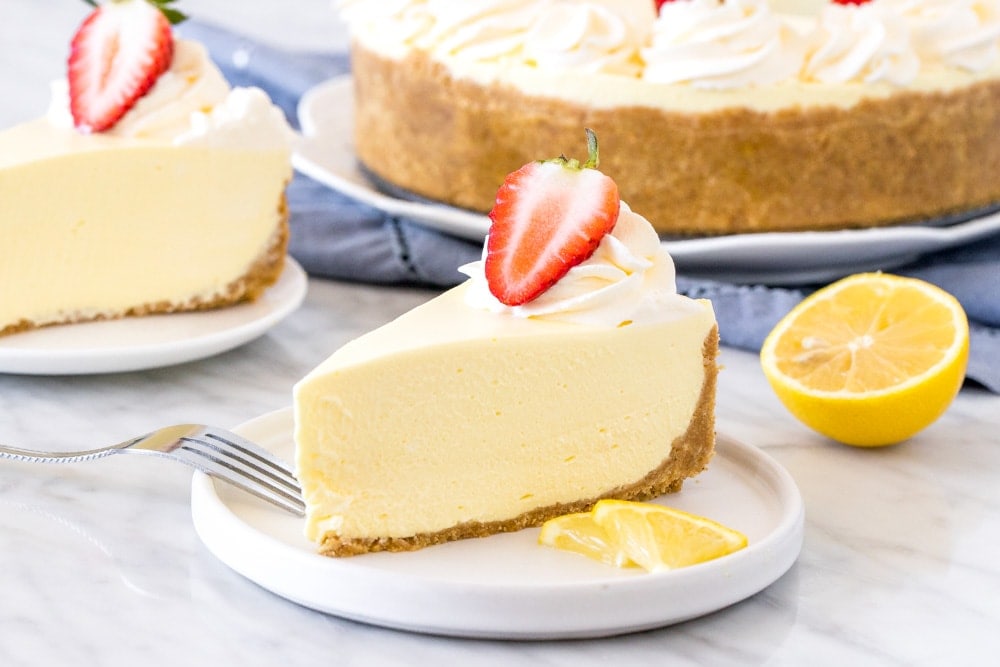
80, 0, 188, 25
148, 0, 187, 24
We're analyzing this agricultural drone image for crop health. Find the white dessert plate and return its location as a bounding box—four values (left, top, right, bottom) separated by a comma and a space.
0, 258, 307, 376
190, 407, 804, 640
294, 76, 1000, 286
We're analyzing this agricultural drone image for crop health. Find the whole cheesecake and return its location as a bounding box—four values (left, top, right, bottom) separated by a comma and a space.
0, 1, 294, 337
338, 0, 1000, 236
294, 135, 718, 556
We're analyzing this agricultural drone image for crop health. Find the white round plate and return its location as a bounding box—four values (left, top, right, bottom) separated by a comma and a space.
0, 258, 307, 375
294, 76, 1000, 285
190, 407, 804, 639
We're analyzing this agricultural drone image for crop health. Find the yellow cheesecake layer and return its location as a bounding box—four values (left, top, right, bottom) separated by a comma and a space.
353, 30, 1000, 114
0, 119, 291, 334
294, 284, 718, 556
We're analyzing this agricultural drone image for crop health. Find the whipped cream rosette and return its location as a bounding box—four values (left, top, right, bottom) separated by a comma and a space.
48, 40, 294, 148
520, 1, 647, 76
642, 0, 807, 88
461, 201, 700, 327
803, 1, 920, 85
338, 0, 538, 61
884, 0, 1000, 71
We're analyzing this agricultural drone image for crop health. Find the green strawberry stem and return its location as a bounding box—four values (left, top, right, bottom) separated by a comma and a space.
583, 127, 600, 170
551, 128, 601, 171
80, 0, 187, 25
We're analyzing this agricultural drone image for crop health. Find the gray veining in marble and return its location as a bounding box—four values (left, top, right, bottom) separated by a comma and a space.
2, 2, 1000, 665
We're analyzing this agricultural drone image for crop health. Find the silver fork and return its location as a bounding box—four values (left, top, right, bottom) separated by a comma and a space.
0, 424, 305, 516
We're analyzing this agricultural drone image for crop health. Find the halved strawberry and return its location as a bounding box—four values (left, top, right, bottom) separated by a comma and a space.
68, 0, 182, 133
485, 129, 621, 306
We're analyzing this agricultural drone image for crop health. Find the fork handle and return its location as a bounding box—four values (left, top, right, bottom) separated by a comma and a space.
0, 446, 122, 464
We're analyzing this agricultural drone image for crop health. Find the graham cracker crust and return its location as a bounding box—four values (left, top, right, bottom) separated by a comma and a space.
0, 194, 289, 338
351, 44, 1000, 236
317, 325, 720, 557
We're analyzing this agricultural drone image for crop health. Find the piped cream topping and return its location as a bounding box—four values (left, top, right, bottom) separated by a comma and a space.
803, 2, 919, 85
47, 40, 294, 149
340, 0, 1000, 109
643, 0, 807, 88
338, 0, 537, 61
459, 202, 698, 327
339, 0, 650, 74
885, 0, 1000, 71
521, 2, 647, 76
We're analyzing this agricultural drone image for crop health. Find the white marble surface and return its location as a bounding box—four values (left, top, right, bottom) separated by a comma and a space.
2, 2, 1000, 665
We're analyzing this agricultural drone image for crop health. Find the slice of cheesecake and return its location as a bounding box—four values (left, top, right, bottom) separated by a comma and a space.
294, 284, 717, 556
0, 118, 290, 336
0, 1, 293, 337
294, 130, 718, 556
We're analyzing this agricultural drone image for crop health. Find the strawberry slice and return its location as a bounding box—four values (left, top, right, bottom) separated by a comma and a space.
485, 129, 621, 306
68, 0, 177, 133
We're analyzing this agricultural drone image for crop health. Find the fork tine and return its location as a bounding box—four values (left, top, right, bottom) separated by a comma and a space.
176, 444, 306, 516
178, 437, 302, 499
193, 428, 300, 490
175, 431, 305, 516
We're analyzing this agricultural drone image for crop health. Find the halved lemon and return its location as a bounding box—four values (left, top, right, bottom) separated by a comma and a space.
539, 500, 748, 572
760, 273, 969, 447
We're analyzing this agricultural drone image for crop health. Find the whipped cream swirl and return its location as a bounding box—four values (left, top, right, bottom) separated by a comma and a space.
460, 202, 689, 327
521, 2, 647, 76
803, 3, 920, 85
339, 0, 1000, 85
48, 40, 294, 149
642, 0, 806, 89
339, 0, 538, 62
884, 0, 1000, 71
340, 0, 648, 75
338, 0, 436, 47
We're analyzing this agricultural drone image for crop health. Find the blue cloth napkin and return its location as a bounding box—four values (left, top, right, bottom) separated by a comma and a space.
180, 22, 1000, 394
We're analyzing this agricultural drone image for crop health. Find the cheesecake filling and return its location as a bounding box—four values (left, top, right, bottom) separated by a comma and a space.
0, 132, 290, 332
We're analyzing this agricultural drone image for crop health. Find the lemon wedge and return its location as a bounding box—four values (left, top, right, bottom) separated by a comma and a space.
539, 500, 748, 572
537, 510, 632, 568
760, 272, 969, 447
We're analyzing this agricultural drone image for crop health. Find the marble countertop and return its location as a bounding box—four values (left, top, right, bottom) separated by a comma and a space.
2, 2, 999, 665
